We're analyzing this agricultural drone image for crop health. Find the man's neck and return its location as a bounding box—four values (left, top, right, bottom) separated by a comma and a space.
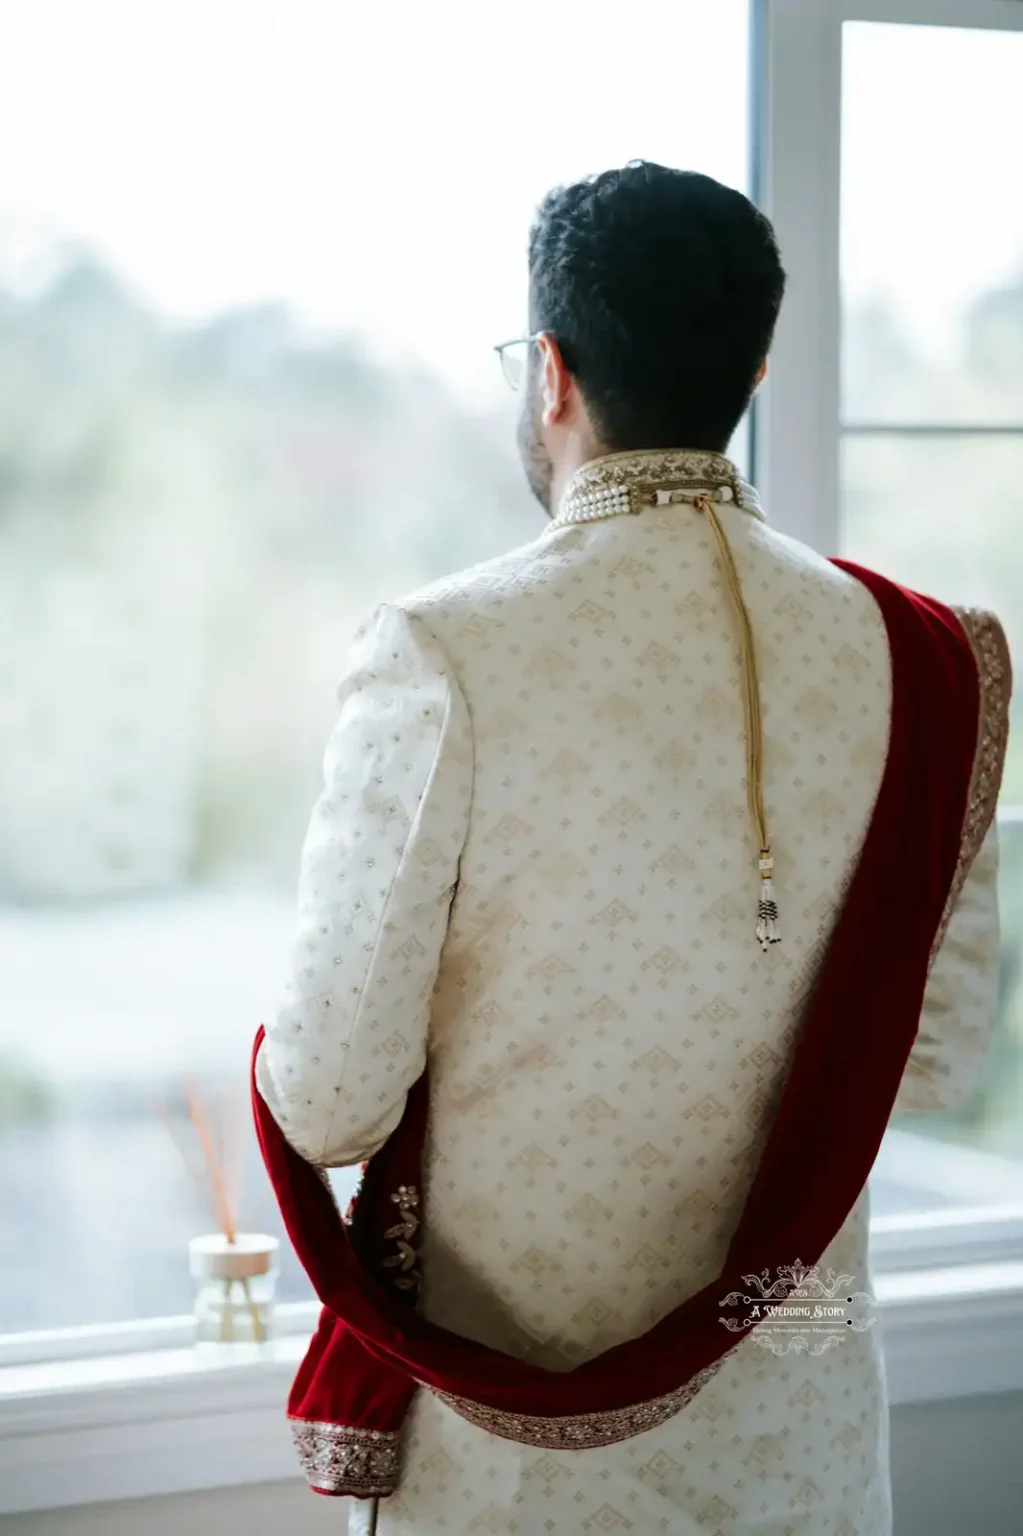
550, 436, 609, 518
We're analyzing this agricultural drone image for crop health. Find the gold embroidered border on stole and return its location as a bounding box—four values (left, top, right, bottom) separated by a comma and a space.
434, 1357, 723, 1450
290, 1421, 401, 1496
930, 608, 1012, 963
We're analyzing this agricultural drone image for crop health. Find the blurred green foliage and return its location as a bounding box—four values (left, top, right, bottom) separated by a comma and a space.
0, 257, 535, 889
0, 1052, 53, 1125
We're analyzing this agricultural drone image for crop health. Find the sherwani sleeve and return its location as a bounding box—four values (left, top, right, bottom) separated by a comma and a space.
255, 603, 473, 1166
895, 823, 1000, 1113
895, 607, 1011, 1115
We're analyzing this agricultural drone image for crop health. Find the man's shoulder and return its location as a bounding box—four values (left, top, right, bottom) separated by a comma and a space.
762, 530, 1008, 640
394, 525, 567, 626
824, 551, 1010, 665
798, 546, 1012, 720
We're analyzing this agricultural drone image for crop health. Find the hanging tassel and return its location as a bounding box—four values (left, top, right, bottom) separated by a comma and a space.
693, 490, 782, 955
757, 852, 781, 951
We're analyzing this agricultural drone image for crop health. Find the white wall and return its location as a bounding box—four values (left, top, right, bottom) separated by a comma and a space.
5, 1393, 1022, 1536
890, 1391, 1023, 1534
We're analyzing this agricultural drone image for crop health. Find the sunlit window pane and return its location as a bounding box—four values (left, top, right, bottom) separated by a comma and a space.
841, 23, 1023, 427
841, 20, 1023, 1220
0, 0, 750, 1334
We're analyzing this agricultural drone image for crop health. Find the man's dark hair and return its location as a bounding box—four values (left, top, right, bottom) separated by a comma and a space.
528, 162, 785, 453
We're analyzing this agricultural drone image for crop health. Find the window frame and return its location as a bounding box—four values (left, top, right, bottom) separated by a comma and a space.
752, 0, 1023, 1273
753, 0, 1023, 549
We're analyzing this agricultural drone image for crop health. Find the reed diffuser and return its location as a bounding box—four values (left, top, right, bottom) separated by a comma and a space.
165, 1082, 279, 1345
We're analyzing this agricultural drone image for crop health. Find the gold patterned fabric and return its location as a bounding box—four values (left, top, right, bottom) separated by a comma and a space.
256, 450, 1008, 1535
901, 606, 1010, 1114
929, 607, 1011, 960
552, 447, 763, 525
289, 1422, 400, 1498
435, 1361, 723, 1449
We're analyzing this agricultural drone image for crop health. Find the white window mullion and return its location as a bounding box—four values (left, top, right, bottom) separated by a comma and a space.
756, 0, 1023, 549
753, 0, 844, 552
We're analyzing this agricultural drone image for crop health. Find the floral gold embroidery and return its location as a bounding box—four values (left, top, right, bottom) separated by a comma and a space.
931, 608, 1012, 962
434, 1359, 723, 1450
290, 1420, 400, 1496
552, 448, 763, 530
383, 1183, 421, 1291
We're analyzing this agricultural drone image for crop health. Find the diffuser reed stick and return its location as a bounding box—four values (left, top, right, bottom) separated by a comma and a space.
163, 1082, 267, 1343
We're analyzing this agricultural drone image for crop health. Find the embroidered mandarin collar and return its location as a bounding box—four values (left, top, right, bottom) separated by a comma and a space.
551, 448, 763, 531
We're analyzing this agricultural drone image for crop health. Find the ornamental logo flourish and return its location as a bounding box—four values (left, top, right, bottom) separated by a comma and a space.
719, 1260, 877, 1356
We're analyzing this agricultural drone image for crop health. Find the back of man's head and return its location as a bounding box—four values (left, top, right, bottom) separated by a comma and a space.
528, 162, 785, 454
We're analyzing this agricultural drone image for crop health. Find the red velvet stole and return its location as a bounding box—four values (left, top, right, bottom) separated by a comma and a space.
252, 564, 981, 1493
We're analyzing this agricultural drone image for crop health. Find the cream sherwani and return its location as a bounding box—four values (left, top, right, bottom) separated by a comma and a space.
256, 450, 1006, 1536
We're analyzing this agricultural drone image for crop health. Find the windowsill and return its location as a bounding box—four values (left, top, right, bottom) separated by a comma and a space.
2, 1263, 1023, 1517
0, 1332, 310, 1517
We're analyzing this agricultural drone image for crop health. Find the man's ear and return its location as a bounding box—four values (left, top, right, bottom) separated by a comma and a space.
536, 332, 572, 427
755, 358, 768, 389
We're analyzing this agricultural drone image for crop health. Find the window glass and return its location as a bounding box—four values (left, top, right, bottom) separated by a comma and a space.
0, 0, 750, 1333
841, 20, 1023, 1217
842, 22, 1023, 426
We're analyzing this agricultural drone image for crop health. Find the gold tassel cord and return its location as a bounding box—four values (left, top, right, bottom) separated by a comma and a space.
693, 492, 780, 951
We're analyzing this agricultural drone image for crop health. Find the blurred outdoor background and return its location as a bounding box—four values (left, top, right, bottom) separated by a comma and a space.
1, 6, 1021, 1332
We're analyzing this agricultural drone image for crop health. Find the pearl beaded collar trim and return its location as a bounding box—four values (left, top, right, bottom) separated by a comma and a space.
551, 448, 763, 531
